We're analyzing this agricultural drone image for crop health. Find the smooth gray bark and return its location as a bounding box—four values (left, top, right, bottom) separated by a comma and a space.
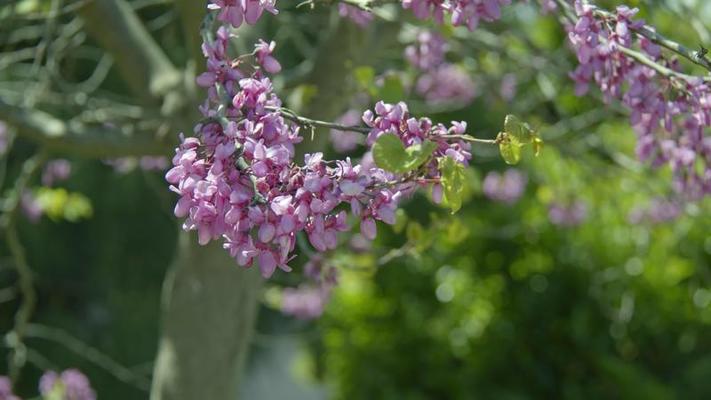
150, 232, 263, 400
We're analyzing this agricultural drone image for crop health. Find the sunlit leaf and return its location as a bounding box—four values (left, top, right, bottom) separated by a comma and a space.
504, 114, 535, 144
373, 134, 436, 173
497, 132, 522, 165
439, 156, 466, 213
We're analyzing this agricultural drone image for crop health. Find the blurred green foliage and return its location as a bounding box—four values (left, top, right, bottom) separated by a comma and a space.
316, 138, 711, 398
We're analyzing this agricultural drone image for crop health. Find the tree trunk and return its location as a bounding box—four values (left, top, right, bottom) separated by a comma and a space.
150, 232, 262, 400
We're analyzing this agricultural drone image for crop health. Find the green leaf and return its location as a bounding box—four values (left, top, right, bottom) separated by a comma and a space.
372, 134, 436, 173
439, 156, 466, 213
34, 187, 93, 222
404, 140, 437, 171
497, 132, 522, 165
64, 192, 93, 222
503, 114, 535, 144
378, 75, 405, 103
500, 114, 543, 163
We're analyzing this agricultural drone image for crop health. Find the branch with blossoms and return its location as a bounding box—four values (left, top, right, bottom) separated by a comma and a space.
165, 4, 544, 280
551, 0, 711, 199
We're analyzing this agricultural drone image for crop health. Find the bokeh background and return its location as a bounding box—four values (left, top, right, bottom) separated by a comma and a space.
1, 0, 710, 398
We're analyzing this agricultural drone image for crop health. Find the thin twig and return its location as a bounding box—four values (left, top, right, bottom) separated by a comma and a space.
25, 324, 152, 391
587, 2, 711, 72
266, 106, 499, 145
1, 152, 48, 382
553, 0, 710, 83
266, 106, 371, 133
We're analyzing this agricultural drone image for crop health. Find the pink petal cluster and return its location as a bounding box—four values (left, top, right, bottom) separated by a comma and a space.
39, 369, 96, 400
281, 255, 339, 319
548, 200, 588, 227
628, 197, 681, 224
415, 64, 477, 105
41, 159, 71, 187
254, 39, 281, 74
330, 109, 365, 153
402, 0, 510, 31
482, 169, 527, 204
168, 13, 475, 278
405, 31, 448, 71
208, 0, 277, 28
338, 3, 373, 27
405, 31, 476, 106
567, 2, 711, 199
0, 376, 19, 400
362, 101, 473, 206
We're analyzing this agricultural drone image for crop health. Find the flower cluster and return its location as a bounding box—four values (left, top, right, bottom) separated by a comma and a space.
42, 159, 71, 187
415, 64, 477, 105
208, 0, 277, 28
567, 2, 711, 199
167, 14, 475, 278
402, 0, 511, 31
0, 376, 19, 400
0, 369, 94, 400
338, 3, 373, 27
628, 197, 681, 224
39, 369, 96, 400
330, 110, 365, 153
405, 31, 447, 71
405, 31, 476, 105
482, 169, 527, 204
548, 200, 587, 227
281, 255, 338, 319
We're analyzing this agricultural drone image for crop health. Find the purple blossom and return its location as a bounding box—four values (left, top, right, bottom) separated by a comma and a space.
415, 64, 477, 105
628, 197, 681, 224
482, 169, 527, 204
566, 1, 711, 199
170, 9, 476, 278
0, 376, 19, 400
330, 110, 365, 153
21, 190, 43, 223
281, 285, 331, 320
207, 0, 277, 29
254, 39, 281, 74
402, 0, 511, 31
338, 3, 373, 27
282, 255, 339, 319
39, 369, 96, 400
41, 159, 72, 187
499, 73, 517, 101
548, 200, 588, 227
405, 31, 447, 71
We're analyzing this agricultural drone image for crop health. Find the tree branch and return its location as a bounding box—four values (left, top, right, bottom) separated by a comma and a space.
78, 0, 182, 105
553, 0, 710, 83
585, 2, 711, 73
266, 106, 371, 134
1, 152, 48, 382
0, 99, 173, 158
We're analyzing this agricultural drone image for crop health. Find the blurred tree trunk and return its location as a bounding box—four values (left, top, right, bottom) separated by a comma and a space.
150, 232, 263, 400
